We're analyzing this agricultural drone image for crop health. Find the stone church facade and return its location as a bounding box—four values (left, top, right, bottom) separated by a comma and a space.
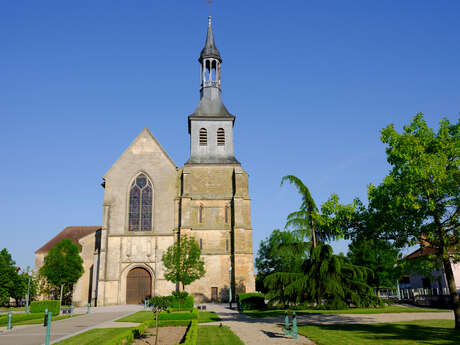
35, 17, 255, 306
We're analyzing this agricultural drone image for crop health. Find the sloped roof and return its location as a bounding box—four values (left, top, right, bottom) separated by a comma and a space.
199, 16, 222, 62
35, 226, 100, 254
404, 246, 459, 260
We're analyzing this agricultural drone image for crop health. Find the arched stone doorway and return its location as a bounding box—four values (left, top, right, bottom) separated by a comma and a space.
126, 267, 152, 304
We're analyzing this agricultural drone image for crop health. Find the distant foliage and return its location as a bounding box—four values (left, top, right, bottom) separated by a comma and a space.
0, 248, 36, 306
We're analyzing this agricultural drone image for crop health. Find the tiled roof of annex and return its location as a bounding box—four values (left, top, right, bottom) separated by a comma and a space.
35, 226, 101, 254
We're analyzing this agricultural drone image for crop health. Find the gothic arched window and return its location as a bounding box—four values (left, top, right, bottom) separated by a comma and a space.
128, 173, 153, 232
199, 128, 207, 146
217, 128, 225, 146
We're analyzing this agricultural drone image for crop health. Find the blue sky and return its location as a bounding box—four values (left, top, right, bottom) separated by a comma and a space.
1, 0, 459, 269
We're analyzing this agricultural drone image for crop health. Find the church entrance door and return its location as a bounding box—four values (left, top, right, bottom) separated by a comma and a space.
126, 267, 152, 304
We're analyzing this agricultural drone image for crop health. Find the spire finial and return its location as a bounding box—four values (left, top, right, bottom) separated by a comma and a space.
207, 0, 213, 18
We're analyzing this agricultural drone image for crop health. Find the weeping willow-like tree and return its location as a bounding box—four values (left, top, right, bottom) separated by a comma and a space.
265, 244, 378, 308
263, 175, 376, 308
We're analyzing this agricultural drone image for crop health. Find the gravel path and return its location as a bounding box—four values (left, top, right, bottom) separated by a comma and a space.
206, 304, 315, 345
206, 304, 454, 345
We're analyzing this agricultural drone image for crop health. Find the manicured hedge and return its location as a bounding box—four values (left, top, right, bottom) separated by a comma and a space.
177, 320, 198, 345
159, 308, 198, 320
237, 293, 265, 311
168, 295, 194, 309
30, 300, 61, 315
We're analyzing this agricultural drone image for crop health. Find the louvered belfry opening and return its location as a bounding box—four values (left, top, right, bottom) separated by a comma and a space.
217, 128, 225, 146
199, 128, 207, 145
126, 267, 152, 304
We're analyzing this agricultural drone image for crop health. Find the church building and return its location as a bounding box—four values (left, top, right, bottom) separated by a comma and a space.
34, 17, 255, 306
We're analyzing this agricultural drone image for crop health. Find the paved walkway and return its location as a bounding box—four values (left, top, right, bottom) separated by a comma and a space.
0, 305, 143, 345
205, 304, 315, 345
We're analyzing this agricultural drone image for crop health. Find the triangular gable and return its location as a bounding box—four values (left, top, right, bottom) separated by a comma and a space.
105, 128, 176, 177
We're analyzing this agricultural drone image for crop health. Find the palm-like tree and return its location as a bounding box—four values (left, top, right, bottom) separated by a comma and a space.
281, 175, 319, 248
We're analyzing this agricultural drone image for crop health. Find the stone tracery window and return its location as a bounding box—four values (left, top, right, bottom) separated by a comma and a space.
129, 173, 153, 232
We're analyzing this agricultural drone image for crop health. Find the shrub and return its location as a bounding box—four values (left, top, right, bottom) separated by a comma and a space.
144, 319, 191, 327
178, 320, 198, 345
237, 293, 265, 311
168, 295, 194, 309
30, 300, 60, 315
159, 308, 198, 321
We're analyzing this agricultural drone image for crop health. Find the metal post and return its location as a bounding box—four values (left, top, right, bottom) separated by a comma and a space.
228, 266, 232, 309
25, 267, 31, 313
87, 303, 90, 314
45, 312, 52, 345
70, 305, 73, 318
7, 312, 12, 330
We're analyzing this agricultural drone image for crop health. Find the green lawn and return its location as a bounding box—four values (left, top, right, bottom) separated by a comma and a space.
198, 311, 221, 323
0, 307, 25, 311
298, 320, 459, 345
54, 328, 137, 345
198, 325, 244, 345
0, 313, 80, 326
244, 306, 448, 318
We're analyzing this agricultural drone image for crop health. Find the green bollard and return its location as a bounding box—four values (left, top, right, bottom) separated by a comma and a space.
70, 305, 74, 318
292, 312, 298, 339
282, 310, 289, 336
87, 303, 90, 314
45, 312, 52, 345
7, 312, 12, 330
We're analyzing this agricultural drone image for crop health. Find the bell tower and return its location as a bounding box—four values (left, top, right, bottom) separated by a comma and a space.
178, 16, 255, 302
187, 16, 238, 164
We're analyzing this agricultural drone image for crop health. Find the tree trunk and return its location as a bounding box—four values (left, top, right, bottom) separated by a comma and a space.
442, 257, 460, 330
308, 210, 317, 248
60, 284, 64, 305
154, 310, 159, 345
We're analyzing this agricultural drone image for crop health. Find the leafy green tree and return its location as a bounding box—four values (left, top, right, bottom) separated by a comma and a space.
39, 239, 84, 304
348, 237, 400, 295
162, 235, 205, 291
0, 249, 17, 305
255, 229, 304, 293
367, 114, 459, 328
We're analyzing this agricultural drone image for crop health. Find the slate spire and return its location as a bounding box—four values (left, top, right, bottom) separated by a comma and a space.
199, 16, 222, 63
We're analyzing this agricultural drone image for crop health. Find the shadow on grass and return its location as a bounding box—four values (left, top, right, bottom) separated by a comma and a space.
299, 321, 459, 345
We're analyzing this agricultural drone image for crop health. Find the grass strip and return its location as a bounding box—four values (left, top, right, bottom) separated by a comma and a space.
245, 306, 449, 318
198, 325, 244, 345
54, 327, 138, 345
198, 311, 221, 323
297, 319, 459, 345
0, 313, 81, 326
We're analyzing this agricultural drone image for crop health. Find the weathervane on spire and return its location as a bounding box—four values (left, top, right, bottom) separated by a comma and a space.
207, 0, 213, 18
